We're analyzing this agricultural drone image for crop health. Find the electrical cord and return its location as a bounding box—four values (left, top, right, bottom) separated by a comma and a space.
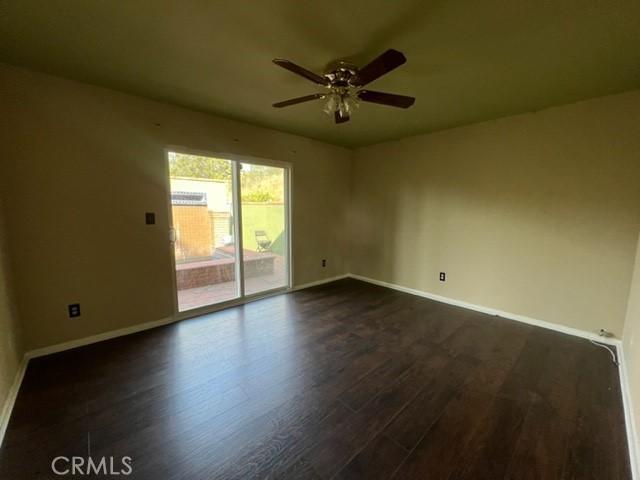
589, 339, 618, 366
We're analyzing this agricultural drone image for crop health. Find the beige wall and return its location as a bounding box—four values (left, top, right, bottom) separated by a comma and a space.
2, 62, 640, 362
0, 197, 22, 418
624, 234, 640, 466
0, 65, 351, 350
350, 90, 640, 337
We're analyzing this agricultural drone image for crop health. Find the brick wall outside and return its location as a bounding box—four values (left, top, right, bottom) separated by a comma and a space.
176, 255, 275, 289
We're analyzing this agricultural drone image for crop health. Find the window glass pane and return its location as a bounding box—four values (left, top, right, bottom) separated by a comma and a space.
169, 152, 239, 310
240, 163, 288, 296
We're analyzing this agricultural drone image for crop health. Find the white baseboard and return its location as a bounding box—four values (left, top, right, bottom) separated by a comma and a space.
0, 356, 28, 447
292, 274, 349, 291
24, 272, 620, 363
5, 272, 636, 476
0, 275, 349, 445
347, 273, 620, 346
25, 315, 177, 360
24, 273, 351, 361
619, 342, 640, 479
348, 272, 638, 478
1, 316, 179, 445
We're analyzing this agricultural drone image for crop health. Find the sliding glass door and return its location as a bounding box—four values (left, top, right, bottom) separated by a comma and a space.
167, 151, 289, 312
240, 163, 288, 296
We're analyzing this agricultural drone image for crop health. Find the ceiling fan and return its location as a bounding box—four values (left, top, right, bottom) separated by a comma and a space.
272, 49, 415, 124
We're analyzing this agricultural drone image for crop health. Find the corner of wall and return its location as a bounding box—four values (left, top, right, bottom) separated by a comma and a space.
622, 231, 640, 478
0, 194, 26, 446
344, 147, 358, 275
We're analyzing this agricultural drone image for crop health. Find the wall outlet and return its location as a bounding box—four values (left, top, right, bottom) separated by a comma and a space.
598, 328, 613, 338
439, 272, 446, 282
145, 212, 156, 225
322, 259, 327, 267
68, 303, 81, 318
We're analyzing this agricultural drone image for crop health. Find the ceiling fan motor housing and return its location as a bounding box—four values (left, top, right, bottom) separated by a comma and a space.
324, 63, 359, 88
272, 49, 415, 123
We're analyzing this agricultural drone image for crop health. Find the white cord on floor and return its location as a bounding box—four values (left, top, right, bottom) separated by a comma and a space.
589, 339, 618, 366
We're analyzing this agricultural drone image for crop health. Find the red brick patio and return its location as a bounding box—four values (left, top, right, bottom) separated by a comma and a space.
177, 254, 286, 311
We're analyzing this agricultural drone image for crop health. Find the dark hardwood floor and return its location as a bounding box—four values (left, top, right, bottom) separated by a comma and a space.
0, 278, 631, 479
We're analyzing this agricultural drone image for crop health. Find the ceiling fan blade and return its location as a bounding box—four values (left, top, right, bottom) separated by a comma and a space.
273, 59, 329, 85
334, 111, 350, 124
357, 90, 415, 108
273, 93, 325, 108
353, 49, 407, 86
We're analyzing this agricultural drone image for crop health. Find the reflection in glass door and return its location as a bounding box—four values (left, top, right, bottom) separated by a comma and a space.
240, 163, 288, 296
168, 151, 289, 312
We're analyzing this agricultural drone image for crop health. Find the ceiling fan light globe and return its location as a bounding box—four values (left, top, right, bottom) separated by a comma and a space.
272, 50, 413, 123
323, 94, 339, 115
343, 95, 359, 115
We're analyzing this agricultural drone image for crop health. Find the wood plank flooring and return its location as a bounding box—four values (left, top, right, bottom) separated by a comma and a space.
0, 278, 631, 479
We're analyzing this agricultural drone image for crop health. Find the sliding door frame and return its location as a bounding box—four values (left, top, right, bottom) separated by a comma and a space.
164, 146, 293, 320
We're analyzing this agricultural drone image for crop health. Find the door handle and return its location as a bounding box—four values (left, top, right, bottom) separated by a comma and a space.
168, 227, 177, 243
